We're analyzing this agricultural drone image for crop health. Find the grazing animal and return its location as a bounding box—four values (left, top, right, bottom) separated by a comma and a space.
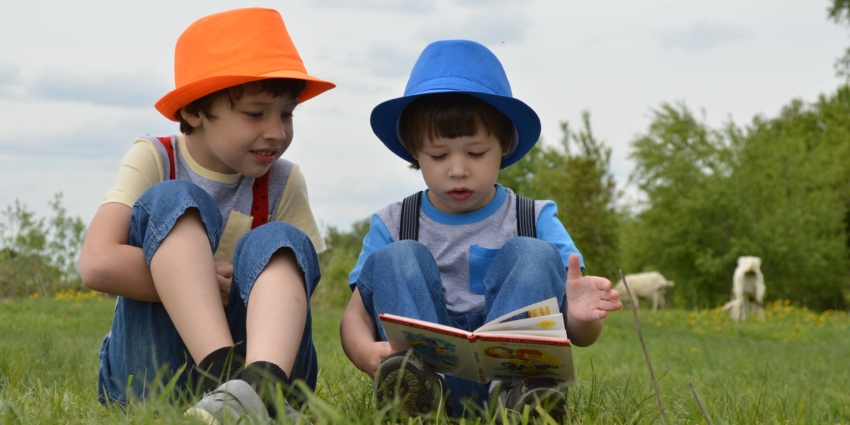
724, 256, 765, 322
614, 272, 675, 311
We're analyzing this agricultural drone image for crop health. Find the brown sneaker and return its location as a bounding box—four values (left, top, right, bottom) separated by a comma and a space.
504, 377, 567, 422
374, 349, 446, 415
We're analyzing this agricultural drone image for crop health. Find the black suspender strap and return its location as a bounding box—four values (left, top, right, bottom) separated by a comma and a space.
515, 194, 537, 238
399, 191, 422, 241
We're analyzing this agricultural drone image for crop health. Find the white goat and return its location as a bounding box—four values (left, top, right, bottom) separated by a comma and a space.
614, 271, 675, 311
723, 256, 766, 322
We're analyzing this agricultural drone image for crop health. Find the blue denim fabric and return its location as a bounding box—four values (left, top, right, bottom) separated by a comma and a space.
97, 180, 320, 406
356, 237, 566, 414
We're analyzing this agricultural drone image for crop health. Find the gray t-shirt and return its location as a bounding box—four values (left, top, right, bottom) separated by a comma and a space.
349, 185, 581, 316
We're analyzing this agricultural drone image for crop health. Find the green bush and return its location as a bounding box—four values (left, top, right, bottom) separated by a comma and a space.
0, 193, 86, 298
313, 218, 370, 308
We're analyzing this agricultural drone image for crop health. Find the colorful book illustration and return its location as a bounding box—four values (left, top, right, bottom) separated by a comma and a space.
379, 297, 575, 384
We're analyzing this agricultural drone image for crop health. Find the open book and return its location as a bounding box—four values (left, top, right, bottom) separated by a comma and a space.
379, 297, 574, 384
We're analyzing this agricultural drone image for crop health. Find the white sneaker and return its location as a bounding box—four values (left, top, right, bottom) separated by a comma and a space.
184, 379, 270, 425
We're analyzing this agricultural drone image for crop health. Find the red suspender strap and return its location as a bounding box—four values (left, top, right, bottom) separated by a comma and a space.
251, 172, 270, 229
155, 136, 176, 180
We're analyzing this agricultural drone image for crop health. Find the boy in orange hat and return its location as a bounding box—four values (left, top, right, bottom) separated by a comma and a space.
78, 8, 334, 422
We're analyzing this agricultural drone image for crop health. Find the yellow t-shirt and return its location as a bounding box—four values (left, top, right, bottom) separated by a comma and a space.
103, 135, 326, 262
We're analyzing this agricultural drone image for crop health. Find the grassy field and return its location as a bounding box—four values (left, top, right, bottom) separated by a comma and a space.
1, 291, 849, 424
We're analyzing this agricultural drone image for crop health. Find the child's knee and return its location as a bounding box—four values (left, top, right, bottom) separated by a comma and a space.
232, 223, 320, 297
237, 222, 309, 253
140, 180, 211, 206
133, 181, 222, 237
486, 238, 566, 297
501, 237, 561, 264
371, 240, 431, 269
130, 186, 222, 260
363, 241, 436, 286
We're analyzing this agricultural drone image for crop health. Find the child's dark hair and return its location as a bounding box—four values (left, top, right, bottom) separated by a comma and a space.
398, 93, 515, 169
179, 78, 308, 134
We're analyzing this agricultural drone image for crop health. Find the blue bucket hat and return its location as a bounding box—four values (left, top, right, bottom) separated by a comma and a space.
370, 39, 541, 168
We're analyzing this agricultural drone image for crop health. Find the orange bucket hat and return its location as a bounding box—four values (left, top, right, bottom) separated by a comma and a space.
155, 8, 335, 121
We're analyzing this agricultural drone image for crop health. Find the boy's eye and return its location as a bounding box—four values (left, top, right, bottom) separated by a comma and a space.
429, 154, 447, 161
281, 112, 294, 119
245, 112, 263, 119
469, 151, 486, 158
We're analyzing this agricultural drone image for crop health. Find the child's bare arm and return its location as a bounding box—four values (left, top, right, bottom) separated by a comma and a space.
340, 288, 394, 378
78, 203, 161, 301
563, 254, 622, 347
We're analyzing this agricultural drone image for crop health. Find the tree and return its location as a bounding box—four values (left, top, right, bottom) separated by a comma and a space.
551, 113, 621, 280
829, 0, 850, 79
498, 142, 549, 200
625, 97, 850, 310
625, 103, 737, 308
733, 94, 850, 309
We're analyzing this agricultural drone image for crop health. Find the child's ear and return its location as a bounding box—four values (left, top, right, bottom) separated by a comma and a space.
180, 108, 203, 128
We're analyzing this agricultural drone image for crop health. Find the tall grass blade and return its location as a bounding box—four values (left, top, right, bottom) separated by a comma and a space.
619, 270, 668, 425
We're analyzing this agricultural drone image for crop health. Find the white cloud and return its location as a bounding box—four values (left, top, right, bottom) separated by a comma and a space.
0, 102, 173, 160
27, 71, 170, 109
452, 0, 528, 5
0, 0, 845, 233
309, 0, 436, 14
0, 155, 119, 229
657, 21, 752, 52
358, 43, 421, 79
0, 62, 22, 98
416, 6, 533, 45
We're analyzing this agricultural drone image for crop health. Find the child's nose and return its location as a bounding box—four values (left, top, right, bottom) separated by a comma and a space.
263, 119, 287, 141
448, 158, 469, 178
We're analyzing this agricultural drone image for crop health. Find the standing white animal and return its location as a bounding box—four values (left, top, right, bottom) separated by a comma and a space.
613, 272, 675, 311
724, 256, 766, 322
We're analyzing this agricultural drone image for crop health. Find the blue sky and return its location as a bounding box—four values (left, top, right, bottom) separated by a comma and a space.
0, 0, 846, 233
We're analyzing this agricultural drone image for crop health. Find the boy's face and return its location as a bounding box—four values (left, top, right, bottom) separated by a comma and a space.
415, 126, 503, 214
183, 91, 298, 178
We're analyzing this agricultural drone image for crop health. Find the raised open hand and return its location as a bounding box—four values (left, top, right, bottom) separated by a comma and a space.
566, 254, 622, 322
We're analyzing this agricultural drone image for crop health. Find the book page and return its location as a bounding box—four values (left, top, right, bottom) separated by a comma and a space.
379, 314, 482, 382
483, 329, 566, 338
474, 335, 575, 384
475, 297, 564, 333
476, 313, 565, 335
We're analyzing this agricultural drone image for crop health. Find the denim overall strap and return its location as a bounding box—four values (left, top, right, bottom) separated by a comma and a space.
154, 136, 270, 229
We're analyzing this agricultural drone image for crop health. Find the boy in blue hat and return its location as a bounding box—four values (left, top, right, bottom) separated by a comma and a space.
340, 40, 622, 419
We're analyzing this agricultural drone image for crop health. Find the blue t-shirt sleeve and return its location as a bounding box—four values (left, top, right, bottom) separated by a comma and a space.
348, 214, 394, 290
536, 201, 584, 271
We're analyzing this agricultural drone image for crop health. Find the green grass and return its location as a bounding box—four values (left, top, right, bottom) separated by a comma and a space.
1, 292, 849, 424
